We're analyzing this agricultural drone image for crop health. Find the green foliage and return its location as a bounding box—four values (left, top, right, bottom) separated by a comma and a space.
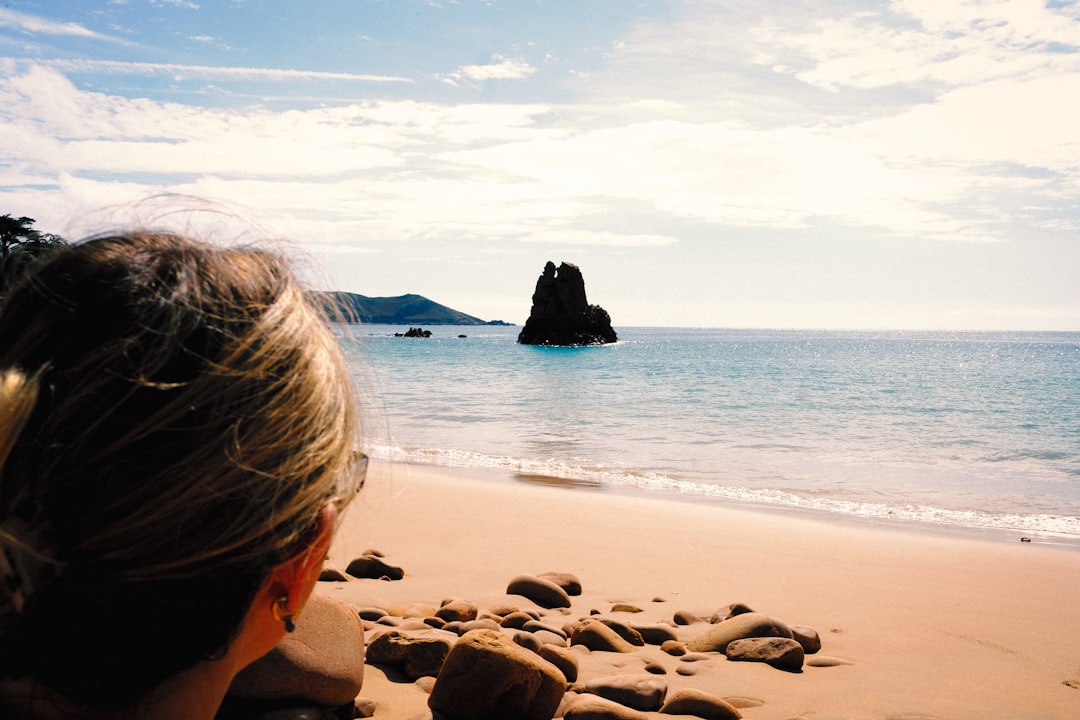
0, 214, 67, 300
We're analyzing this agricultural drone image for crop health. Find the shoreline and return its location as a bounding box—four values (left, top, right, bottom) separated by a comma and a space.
321, 460, 1080, 719
363, 457, 1080, 551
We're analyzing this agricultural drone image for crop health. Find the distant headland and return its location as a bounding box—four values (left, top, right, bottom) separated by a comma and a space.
314, 291, 512, 326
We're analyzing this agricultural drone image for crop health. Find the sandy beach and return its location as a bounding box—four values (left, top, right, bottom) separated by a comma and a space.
319, 460, 1080, 720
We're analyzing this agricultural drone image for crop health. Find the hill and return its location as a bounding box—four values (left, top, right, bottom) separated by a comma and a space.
315, 291, 512, 326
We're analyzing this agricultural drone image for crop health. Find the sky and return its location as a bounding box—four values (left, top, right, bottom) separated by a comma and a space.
1, 0, 1078, 330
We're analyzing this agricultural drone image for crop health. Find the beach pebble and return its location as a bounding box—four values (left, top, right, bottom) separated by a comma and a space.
725, 637, 804, 672
507, 574, 572, 609
227, 595, 365, 707
436, 599, 478, 624
513, 630, 544, 653
685, 612, 793, 654
428, 629, 566, 720
500, 611, 536, 629
675, 665, 700, 676
805, 655, 855, 667
679, 652, 712, 663
538, 571, 583, 596
523, 619, 568, 638
533, 630, 569, 647
317, 567, 349, 583
345, 555, 405, 581
487, 604, 526, 617
539, 643, 579, 682
365, 631, 452, 680
581, 674, 667, 712
357, 607, 388, 622
643, 662, 666, 675
597, 618, 645, 646
660, 688, 742, 720
711, 603, 754, 623
444, 618, 501, 636
423, 617, 446, 630
564, 694, 650, 720
415, 676, 437, 693
610, 603, 643, 613
570, 619, 638, 653
661, 640, 687, 656
630, 623, 679, 645
673, 610, 704, 625
791, 625, 821, 654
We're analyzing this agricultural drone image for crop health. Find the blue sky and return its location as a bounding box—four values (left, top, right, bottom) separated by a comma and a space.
1, 0, 1078, 329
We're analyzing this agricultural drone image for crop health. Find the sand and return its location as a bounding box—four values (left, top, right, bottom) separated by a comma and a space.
319, 460, 1080, 720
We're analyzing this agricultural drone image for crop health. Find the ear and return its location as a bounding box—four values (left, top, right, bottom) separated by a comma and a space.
269, 503, 337, 612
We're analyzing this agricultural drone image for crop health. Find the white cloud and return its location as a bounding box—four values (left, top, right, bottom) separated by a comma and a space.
42, 58, 412, 84
519, 230, 679, 247
0, 8, 112, 40
443, 56, 536, 86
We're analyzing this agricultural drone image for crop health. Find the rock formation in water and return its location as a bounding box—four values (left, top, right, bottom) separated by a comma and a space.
517, 261, 617, 346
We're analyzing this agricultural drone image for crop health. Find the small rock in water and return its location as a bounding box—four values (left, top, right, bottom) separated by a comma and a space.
725, 637, 805, 672
507, 574, 572, 609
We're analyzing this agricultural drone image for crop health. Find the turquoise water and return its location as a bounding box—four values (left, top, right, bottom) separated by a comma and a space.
346, 326, 1080, 543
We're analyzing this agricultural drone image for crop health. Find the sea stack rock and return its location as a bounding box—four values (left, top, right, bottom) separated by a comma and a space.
517, 261, 617, 346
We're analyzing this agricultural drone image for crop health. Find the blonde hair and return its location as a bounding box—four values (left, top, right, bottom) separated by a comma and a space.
0, 232, 361, 706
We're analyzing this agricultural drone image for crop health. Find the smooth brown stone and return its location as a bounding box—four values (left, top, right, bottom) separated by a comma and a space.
538, 571, 583, 596
725, 637, 804, 672
791, 625, 822, 654
661, 640, 687, 656
317, 567, 349, 583
673, 610, 704, 625
564, 694, 650, 720
228, 595, 365, 707
435, 598, 479, 624
365, 631, 452, 680
660, 688, 742, 719
685, 612, 793, 653
581, 674, 667, 712
539, 644, 579, 682
345, 555, 405, 581
805, 655, 855, 667
427, 629, 566, 720
500, 611, 535, 629
610, 603, 643, 613
570, 619, 637, 653
507, 574, 572, 609
711, 603, 754, 623
630, 623, 679, 645
596, 618, 645, 646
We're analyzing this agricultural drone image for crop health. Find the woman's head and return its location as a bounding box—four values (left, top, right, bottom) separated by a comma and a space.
0, 231, 361, 706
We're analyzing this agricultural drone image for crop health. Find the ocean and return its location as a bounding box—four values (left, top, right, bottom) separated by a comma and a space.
344, 325, 1080, 546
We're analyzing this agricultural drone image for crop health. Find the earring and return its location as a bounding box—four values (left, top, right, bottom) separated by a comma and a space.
273, 594, 297, 633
